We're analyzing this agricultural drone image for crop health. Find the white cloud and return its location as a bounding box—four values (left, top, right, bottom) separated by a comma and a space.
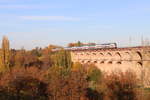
20, 16, 80, 21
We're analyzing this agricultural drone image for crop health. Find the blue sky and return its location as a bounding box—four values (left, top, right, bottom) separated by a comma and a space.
0, 0, 150, 49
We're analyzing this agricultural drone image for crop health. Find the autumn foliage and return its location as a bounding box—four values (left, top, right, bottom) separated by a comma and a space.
103, 71, 138, 100
0, 37, 142, 100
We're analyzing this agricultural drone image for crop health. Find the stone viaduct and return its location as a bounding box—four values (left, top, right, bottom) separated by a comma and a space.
70, 46, 150, 84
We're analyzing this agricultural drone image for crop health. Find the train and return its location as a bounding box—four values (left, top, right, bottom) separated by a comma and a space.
52, 43, 117, 51
64, 43, 117, 50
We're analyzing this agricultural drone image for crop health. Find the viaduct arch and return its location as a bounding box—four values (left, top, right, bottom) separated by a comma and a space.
71, 46, 150, 80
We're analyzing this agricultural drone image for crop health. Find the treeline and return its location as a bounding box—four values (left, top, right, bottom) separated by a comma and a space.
0, 37, 71, 71
0, 64, 139, 100
0, 36, 146, 100
9, 46, 71, 70
68, 41, 96, 47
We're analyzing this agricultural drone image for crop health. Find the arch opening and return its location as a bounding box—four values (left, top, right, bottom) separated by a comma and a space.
86, 53, 90, 56
94, 61, 97, 63
107, 52, 112, 56
81, 60, 84, 63
100, 53, 104, 56
100, 61, 105, 64
124, 52, 131, 60
75, 53, 78, 55
106, 52, 112, 60
99, 53, 104, 60
136, 51, 142, 60
93, 53, 96, 55
115, 52, 122, 60
116, 61, 122, 64
87, 61, 91, 63
80, 53, 84, 55
108, 61, 113, 64
137, 62, 143, 67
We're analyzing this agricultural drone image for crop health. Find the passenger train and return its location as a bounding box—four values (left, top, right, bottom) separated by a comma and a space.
52, 43, 117, 51
65, 43, 117, 50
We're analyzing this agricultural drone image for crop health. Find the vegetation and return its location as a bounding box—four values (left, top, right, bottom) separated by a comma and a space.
68, 41, 96, 47
0, 36, 10, 72
0, 36, 149, 100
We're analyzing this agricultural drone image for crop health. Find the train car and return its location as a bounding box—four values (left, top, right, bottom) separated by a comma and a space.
54, 43, 118, 51
95, 43, 117, 49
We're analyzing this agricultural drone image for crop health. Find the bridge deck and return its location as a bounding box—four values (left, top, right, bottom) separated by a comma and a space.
71, 46, 150, 52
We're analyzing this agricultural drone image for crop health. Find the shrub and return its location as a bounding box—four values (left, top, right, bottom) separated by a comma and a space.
0, 67, 48, 100
47, 66, 88, 100
103, 71, 138, 100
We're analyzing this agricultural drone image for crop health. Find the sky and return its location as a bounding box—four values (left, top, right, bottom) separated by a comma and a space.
0, 0, 150, 49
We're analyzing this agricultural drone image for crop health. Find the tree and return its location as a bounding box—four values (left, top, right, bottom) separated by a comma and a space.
14, 49, 26, 67
9, 49, 17, 67
68, 41, 84, 47
77, 41, 82, 47
51, 49, 72, 68
0, 67, 48, 100
104, 71, 138, 100
30, 47, 42, 57
87, 66, 102, 83
46, 66, 88, 100
0, 36, 10, 72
